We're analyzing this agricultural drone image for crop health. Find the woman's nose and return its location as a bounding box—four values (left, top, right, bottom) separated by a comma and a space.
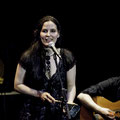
46, 31, 50, 36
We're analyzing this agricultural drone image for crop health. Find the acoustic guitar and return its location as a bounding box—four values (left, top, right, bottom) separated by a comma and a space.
80, 96, 120, 120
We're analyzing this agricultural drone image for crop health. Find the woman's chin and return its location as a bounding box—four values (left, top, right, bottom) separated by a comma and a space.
43, 43, 50, 48
43, 42, 53, 47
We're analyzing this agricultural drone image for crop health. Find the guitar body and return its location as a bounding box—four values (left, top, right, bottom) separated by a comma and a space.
80, 105, 93, 120
80, 96, 120, 120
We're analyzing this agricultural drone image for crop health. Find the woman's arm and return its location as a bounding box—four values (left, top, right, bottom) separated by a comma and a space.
14, 63, 56, 103
14, 64, 39, 97
67, 64, 76, 103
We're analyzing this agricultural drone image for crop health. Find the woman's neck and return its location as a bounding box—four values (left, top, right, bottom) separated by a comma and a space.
44, 47, 54, 56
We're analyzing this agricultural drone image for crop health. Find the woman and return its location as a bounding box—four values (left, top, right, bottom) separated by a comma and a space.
14, 15, 76, 120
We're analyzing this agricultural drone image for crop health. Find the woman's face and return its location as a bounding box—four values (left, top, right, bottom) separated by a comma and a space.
40, 21, 60, 47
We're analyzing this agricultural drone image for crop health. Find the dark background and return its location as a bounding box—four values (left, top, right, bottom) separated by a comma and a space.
0, 2, 120, 93
0, 1, 120, 120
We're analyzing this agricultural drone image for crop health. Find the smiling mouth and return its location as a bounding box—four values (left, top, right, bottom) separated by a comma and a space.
45, 38, 53, 43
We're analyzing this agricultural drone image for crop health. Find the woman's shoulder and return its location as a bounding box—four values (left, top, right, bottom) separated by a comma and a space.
20, 46, 35, 59
19, 49, 34, 70
20, 50, 31, 60
61, 48, 73, 57
61, 48, 76, 70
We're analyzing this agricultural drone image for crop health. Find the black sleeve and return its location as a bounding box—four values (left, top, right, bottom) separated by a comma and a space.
18, 51, 32, 70
62, 49, 76, 71
81, 76, 120, 100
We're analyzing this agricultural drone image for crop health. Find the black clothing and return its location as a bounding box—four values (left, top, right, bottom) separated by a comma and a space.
82, 76, 120, 102
18, 48, 76, 120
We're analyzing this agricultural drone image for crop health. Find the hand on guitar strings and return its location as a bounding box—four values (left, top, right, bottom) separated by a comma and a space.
99, 107, 116, 120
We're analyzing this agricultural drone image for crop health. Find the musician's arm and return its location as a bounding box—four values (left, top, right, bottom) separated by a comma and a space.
77, 93, 103, 112
77, 93, 115, 119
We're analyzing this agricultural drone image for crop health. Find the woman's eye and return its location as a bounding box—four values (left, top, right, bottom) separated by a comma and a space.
51, 29, 56, 32
42, 29, 48, 33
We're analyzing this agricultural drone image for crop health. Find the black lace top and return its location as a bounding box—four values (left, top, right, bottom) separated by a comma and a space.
18, 48, 76, 120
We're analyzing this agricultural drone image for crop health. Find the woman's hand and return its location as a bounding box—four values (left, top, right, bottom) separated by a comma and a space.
37, 91, 56, 104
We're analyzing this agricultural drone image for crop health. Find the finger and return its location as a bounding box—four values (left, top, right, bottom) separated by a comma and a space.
46, 94, 56, 103
55, 100, 61, 103
67, 102, 78, 105
49, 97, 56, 103
107, 111, 115, 119
41, 97, 46, 101
108, 111, 115, 116
42, 96, 51, 102
46, 97, 53, 103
